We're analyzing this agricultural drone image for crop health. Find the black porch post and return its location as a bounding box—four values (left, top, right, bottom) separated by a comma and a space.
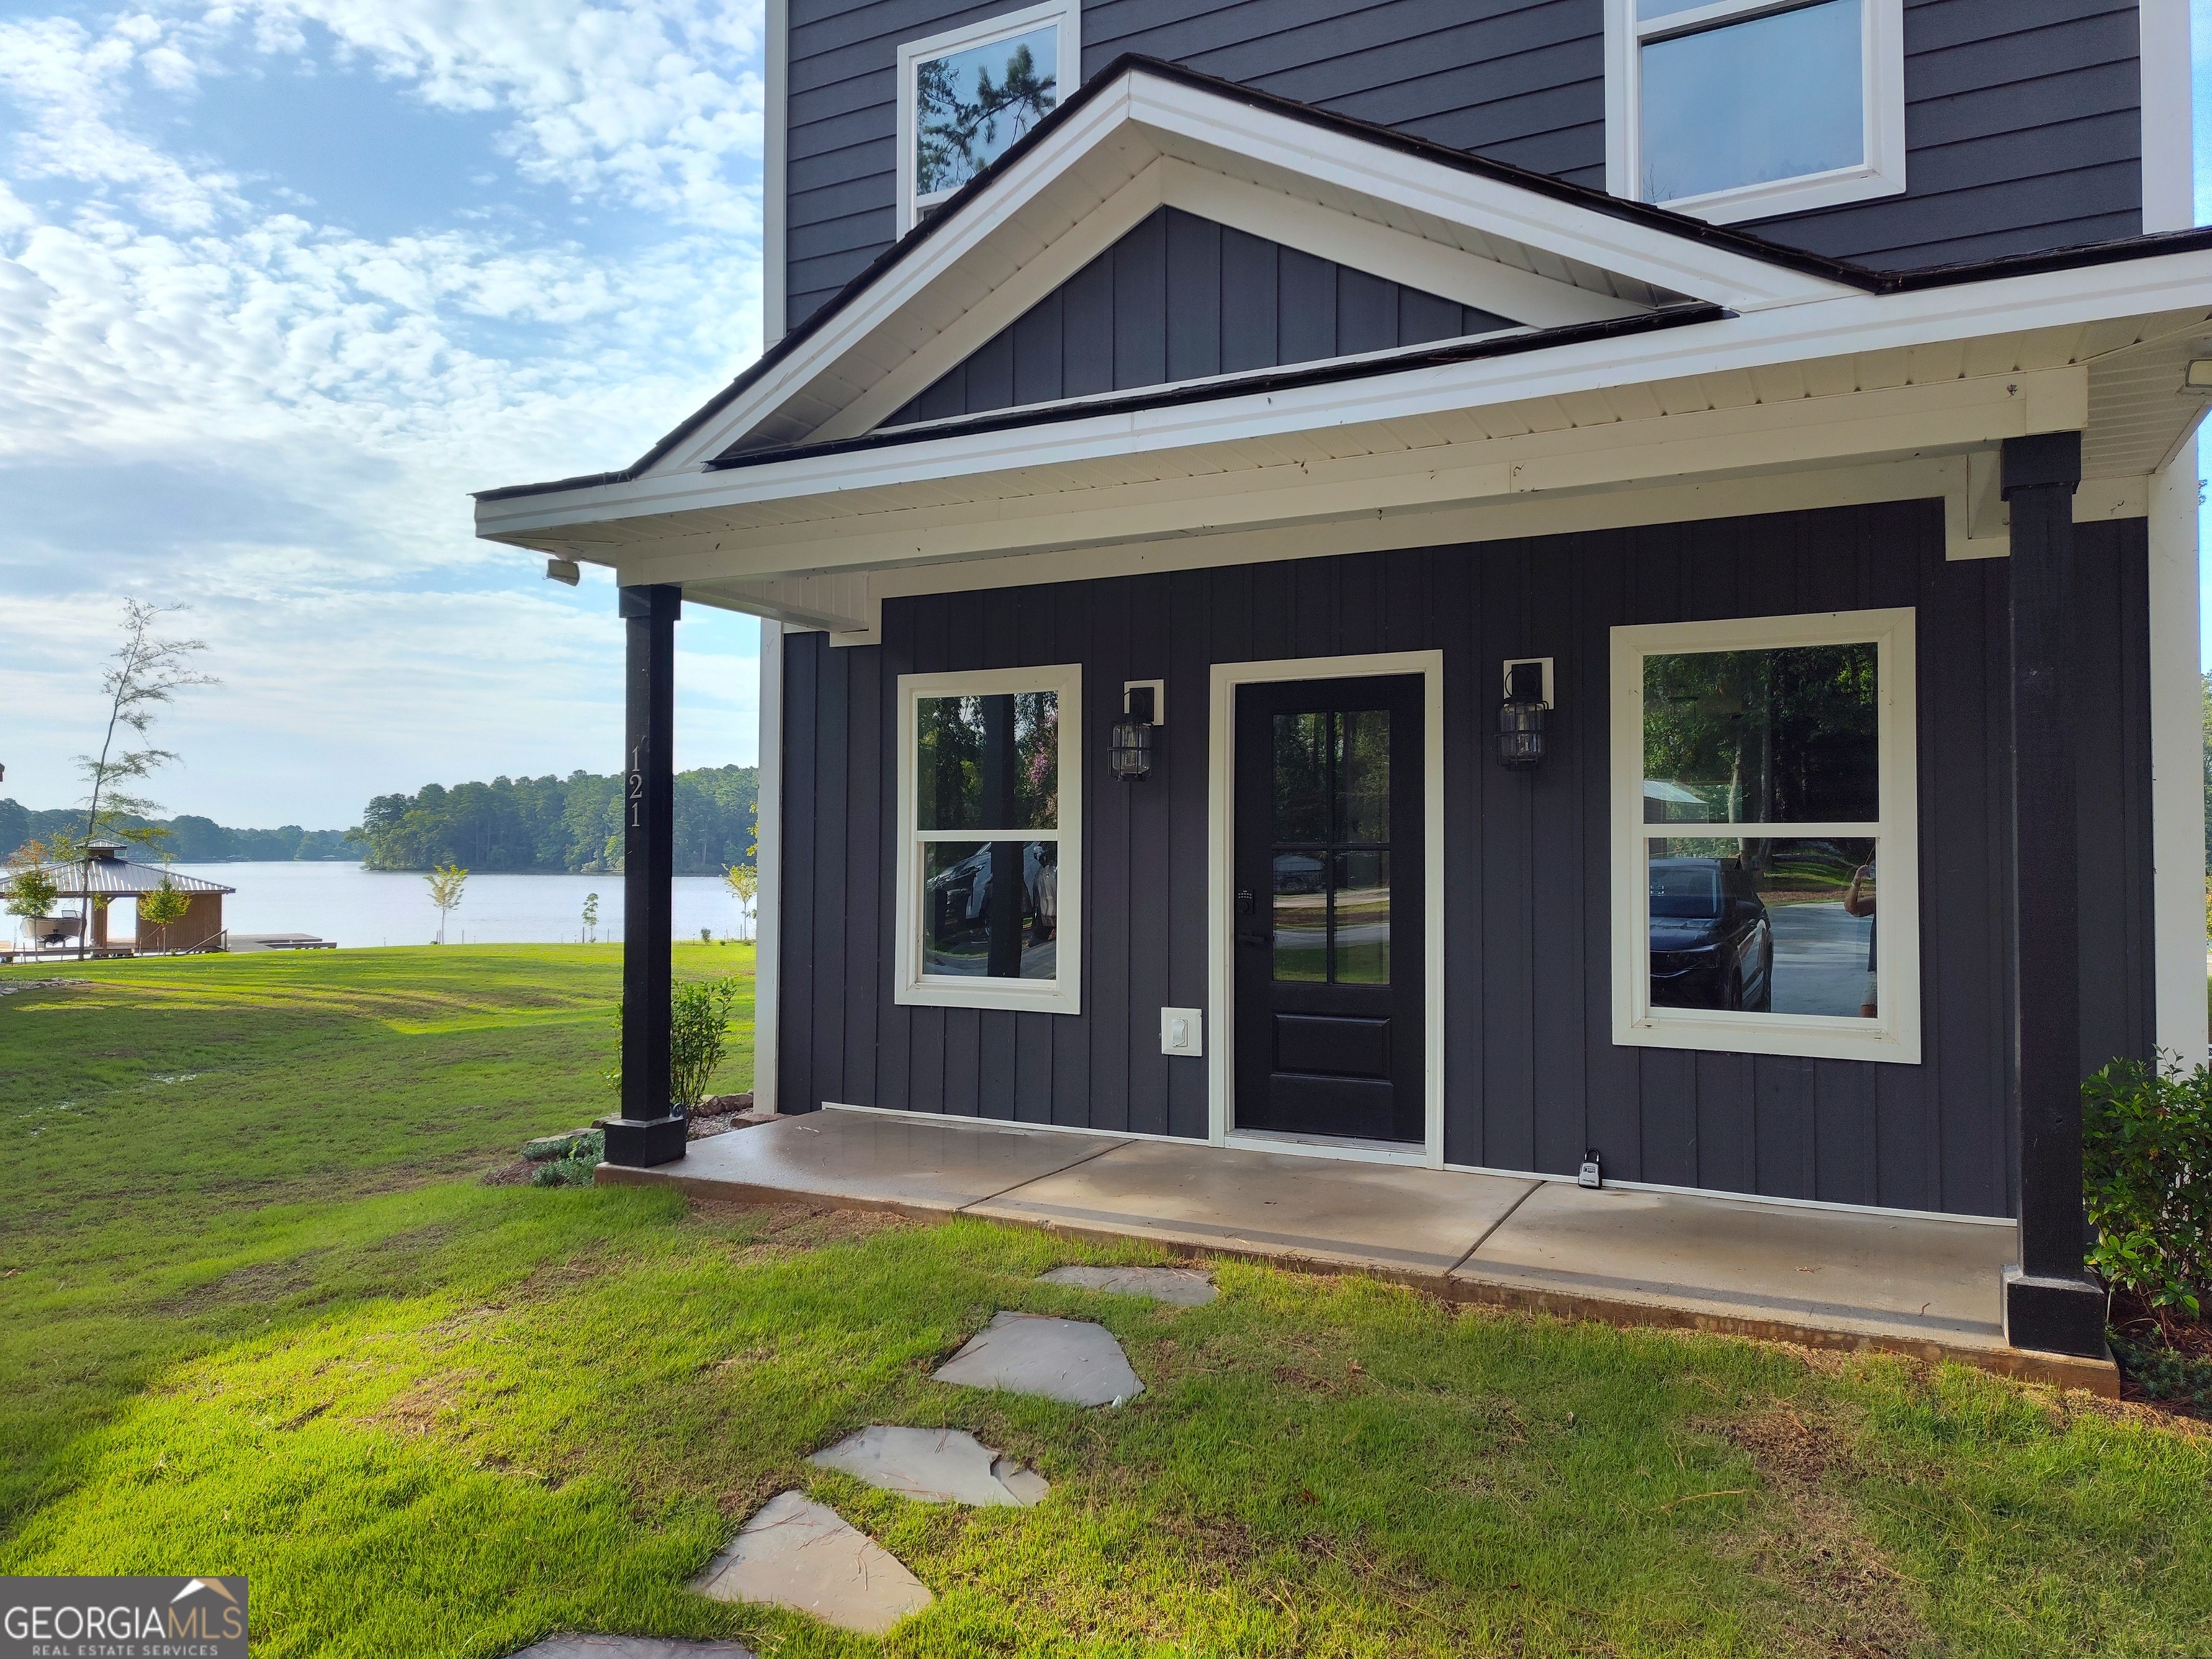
1999, 431, 2105, 1357
604, 582, 687, 1168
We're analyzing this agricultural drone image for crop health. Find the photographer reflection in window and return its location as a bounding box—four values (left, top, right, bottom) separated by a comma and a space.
1843, 856, 1876, 1017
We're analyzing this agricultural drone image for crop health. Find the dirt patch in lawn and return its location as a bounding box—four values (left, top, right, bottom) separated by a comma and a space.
690, 1198, 914, 1256
1716, 1404, 1933, 1657
155, 1252, 330, 1314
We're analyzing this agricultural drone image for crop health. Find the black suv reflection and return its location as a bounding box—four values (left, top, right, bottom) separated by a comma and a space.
1649, 857, 1773, 1012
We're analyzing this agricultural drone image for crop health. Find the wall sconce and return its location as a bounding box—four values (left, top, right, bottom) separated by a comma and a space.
1498, 658, 1552, 770
544, 557, 581, 586
1111, 680, 1162, 781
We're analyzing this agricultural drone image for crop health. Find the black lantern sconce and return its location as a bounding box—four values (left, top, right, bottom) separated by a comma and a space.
1111, 680, 1163, 781
1497, 658, 1552, 770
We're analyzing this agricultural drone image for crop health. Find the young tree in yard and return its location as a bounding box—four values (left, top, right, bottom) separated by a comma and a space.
426, 863, 468, 944
72, 600, 216, 958
723, 863, 757, 941
4, 846, 59, 945
139, 873, 191, 932
582, 891, 600, 944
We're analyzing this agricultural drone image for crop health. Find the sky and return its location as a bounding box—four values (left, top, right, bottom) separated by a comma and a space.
1, 4, 2211, 832
0, 0, 768, 829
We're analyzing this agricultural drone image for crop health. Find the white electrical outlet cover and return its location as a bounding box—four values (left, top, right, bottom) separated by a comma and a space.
1159, 1007, 1202, 1057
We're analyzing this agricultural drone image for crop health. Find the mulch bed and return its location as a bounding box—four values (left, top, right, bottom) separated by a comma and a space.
2109, 1288, 2212, 1421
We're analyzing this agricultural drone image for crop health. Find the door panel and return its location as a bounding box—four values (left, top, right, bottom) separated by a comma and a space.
1233, 674, 1425, 1143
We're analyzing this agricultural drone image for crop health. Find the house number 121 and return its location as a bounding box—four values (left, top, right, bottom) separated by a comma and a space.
628, 742, 646, 829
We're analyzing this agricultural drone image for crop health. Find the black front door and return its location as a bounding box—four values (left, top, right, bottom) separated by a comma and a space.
1233, 675, 1425, 1143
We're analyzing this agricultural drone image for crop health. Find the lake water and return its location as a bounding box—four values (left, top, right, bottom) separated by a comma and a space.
128, 863, 754, 948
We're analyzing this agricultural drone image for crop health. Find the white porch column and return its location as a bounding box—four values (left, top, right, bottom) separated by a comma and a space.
2147, 441, 2206, 1064
754, 619, 786, 1111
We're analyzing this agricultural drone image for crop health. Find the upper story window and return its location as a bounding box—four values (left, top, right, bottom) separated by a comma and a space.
894, 665, 1084, 1014
1609, 607, 1920, 1065
1604, 0, 1905, 225
896, 1, 1082, 235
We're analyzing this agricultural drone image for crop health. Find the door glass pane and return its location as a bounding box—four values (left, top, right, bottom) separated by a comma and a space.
1647, 835, 1876, 1017
1332, 850, 1390, 984
1338, 710, 1390, 843
1272, 713, 1330, 842
924, 839, 1058, 979
1644, 643, 1876, 824
1272, 852, 1328, 981
1640, 0, 1863, 204
917, 692, 1056, 831
914, 24, 1059, 197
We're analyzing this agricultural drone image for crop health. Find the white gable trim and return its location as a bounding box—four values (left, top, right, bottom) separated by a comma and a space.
641, 64, 1857, 477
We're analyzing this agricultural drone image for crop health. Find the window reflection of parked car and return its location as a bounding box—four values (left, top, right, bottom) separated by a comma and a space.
926, 842, 1058, 950
1271, 853, 1325, 894
1649, 857, 1773, 1012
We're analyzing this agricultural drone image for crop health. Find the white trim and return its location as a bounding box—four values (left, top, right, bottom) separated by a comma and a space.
894, 663, 1084, 1014
1609, 606, 1922, 1064
1605, 0, 1906, 224
2138, 0, 2195, 235
1206, 650, 1447, 1168
1226, 1130, 1431, 1167
754, 621, 785, 1110
2147, 436, 2208, 1063
1442, 1159, 2014, 1225
895, 0, 1080, 237
763, 0, 788, 343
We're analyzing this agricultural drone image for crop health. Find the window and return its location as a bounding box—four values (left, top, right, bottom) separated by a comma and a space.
1604, 0, 1905, 224
895, 665, 1082, 1012
1609, 608, 1919, 1063
896, 1, 1081, 235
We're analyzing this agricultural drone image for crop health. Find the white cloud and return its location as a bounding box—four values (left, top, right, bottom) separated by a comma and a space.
0, 0, 768, 825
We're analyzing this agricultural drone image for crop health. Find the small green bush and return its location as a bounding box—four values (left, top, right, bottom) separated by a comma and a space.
2082, 1056, 2212, 1318
603, 977, 742, 1112
2108, 1326, 2212, 1407
530, 1129, 604, 1187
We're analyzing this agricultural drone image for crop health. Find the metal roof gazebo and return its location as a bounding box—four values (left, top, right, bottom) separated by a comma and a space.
2, 840, 235, 956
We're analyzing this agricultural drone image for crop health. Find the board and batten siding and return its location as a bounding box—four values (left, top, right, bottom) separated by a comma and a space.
773, 502, 2154, 1218
883, 207, 1515, 426
783, 0, 2141, 328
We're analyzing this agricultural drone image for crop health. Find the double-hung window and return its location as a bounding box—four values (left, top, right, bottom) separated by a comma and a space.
896, 1, 1080, 235
895, 665, 1082, 1013
1610, 608, 1919, 1063
1605, 0, 1905, 223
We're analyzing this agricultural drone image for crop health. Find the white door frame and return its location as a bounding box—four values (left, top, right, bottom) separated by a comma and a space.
1207, 650, 1447, 1169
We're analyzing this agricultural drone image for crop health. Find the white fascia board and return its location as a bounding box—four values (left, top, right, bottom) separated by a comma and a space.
605, 368, 2085, 587
2139, 0, 2194, 234
1122, 74, 1856, 313
473, 245, 2212, 547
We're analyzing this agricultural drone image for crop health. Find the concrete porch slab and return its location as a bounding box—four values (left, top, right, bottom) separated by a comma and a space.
1455, 1182, 2015, 1350
967, 1138, 1538, 1277
597, 1108, 1124, 1217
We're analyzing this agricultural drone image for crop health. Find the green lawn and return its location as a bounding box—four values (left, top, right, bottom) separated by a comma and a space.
2, 946, 2208, 1658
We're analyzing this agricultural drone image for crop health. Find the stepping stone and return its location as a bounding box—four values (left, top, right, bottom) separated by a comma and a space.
1040, 1264, 1218, 1305
932, 1311, 1143, 1407
513, 1640, 755, 1658
691, 1490, 932, 1636
809, 1424, 1048, 1506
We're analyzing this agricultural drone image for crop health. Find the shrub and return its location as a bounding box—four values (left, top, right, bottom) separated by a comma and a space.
531, 1129, 604, 1187
604, 977, 742, 1112
2082, 1056, 2212, 1318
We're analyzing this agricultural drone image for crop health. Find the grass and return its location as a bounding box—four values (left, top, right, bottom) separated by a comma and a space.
3, 947, 2208, 1657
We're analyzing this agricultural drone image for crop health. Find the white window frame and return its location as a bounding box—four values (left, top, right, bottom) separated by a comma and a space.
896, 0, 1081, 236
1604, 0, 1906, 225
1609, 607, 1920, 1064
895, 663, 1083, 1014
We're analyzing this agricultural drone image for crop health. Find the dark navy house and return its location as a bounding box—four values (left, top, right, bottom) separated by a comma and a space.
478, 0, 2208, 1362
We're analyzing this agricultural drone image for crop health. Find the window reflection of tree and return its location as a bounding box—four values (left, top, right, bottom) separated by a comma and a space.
917, 43, 1057, 196
1643, 644, 1877, 878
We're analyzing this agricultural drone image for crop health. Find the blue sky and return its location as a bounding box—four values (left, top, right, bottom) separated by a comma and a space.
1, 4, 2209, 830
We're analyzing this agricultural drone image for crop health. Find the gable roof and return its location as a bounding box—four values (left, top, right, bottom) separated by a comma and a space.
474, 53, 2212, 557
481, 55, 1893, 505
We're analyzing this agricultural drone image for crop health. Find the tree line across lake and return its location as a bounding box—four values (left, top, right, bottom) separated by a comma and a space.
354, 765, 757, 874
3, 763, 758, 876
